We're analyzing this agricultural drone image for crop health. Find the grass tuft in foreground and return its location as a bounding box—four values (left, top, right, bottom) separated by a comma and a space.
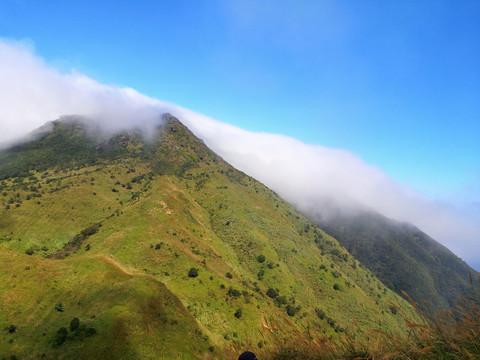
274, 275, 480, 359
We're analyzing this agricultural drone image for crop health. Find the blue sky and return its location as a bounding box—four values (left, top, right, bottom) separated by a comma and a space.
0, 0, 479, 200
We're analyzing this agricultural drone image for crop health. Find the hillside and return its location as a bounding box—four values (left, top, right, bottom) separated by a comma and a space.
315, 209, 479, 310
0, 115, 415, 359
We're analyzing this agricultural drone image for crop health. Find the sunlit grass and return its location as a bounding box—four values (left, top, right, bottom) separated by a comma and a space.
272, 275, 480, 359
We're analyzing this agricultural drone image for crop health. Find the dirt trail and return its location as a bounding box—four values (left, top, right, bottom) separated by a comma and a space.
93, 253, 223, 347
92, 254, 160, 283
261, 315, 273, 333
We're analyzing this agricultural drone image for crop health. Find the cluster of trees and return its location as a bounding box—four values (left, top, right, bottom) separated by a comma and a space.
266, 287, 300, 317
54, 317, 97, 346
315, 307, 345, 333
49, 222, 102, 259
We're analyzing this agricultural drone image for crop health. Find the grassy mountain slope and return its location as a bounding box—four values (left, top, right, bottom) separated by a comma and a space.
0, 253, 209, 360
0, 115, 415, 359
316, 209, 479, 310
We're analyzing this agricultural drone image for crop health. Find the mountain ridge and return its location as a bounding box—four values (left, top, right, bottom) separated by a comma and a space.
314, 207, 479, 310
0, 114, 415, 359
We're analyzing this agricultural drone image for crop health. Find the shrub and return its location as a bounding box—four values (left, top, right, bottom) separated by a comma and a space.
257, 270, 264, 280
226, 272, 233, 279
335, 326, 345, 333
327, 317, 336, 327
25, 248, 34, 255
188, 268, 199, 278
70, 318, 80, 332
8, 325, 16, 333
275, 295, 288, 306
315, 308, 326, 320
266, 288, 279, 299
54, 327, 68, 346
227, 288, 241, 298
256, 254, 266, 263
81, 223, 101, 237
55, 303, 63, 312
286, 305, 297, 317
333, 283, 340, 291
330, 248, 340, 257
234, 309, 242, 319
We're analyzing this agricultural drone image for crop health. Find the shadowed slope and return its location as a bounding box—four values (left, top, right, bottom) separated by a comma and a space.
0, 252, 210, 360
316, 209, 479, 310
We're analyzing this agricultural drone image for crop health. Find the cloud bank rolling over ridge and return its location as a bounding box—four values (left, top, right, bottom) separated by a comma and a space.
1, 39, 479, 269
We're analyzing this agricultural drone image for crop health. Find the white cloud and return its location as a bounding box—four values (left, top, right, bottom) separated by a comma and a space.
1, 38, 479, 268
0, 38, 172, 145
174, 108, 480, 265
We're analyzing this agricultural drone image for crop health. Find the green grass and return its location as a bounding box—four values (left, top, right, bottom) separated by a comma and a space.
272, 279, 480, 359
0, 253, 210, 359
0, 115, 418, 358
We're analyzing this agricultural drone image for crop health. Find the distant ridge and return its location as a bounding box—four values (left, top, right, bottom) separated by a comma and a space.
315, 208, 479, 310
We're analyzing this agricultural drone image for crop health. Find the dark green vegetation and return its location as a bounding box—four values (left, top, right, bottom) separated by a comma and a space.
0, 115, 416, 359
316, 209, 479, 310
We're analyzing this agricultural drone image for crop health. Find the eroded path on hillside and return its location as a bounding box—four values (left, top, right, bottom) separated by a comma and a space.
91, 254, 163, 284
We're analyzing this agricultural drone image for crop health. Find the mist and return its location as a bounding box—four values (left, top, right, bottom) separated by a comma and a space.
173, 108, 480, 267
0, 39, 173, 146
1, 39, 479, 269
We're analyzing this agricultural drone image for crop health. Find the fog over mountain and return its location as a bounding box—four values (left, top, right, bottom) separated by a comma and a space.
1, 39, 479, 269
